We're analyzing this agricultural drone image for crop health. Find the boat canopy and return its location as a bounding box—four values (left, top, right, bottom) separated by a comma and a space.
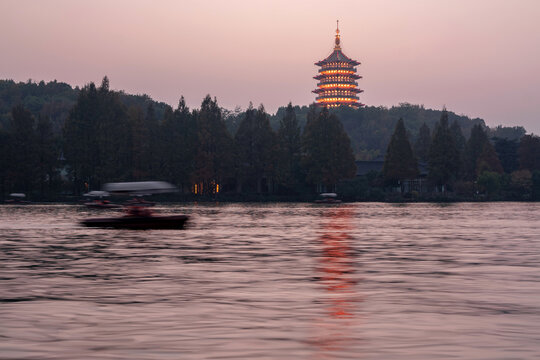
103, 181, 178, 195
9, 193, 26, 198
83, 191, 110, 197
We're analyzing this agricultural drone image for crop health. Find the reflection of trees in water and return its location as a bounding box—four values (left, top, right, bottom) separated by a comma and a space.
310, 206, 362, 357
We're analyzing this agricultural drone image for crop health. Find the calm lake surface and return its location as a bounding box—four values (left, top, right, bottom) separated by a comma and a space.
1, 202, 539, 359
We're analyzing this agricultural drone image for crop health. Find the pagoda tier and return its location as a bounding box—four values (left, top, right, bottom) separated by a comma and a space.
314, 73, 361, 80
313, 22, 363, 109
313, 88, 362, 94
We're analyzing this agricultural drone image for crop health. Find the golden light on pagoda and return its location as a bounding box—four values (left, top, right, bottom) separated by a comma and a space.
313, 21, 363, 109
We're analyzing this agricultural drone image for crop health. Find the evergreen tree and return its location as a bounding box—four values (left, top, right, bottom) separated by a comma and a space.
302, 106, 356, 191
63, 77, 131, 193
157, 106, 174, 180
8, 105, 37, 193
63, 82, 98, 192
518, 135, 540, 171
234, 103, 256, 192
162, 97, 196, 191
414, 122, 431, 163
450, 120, 466, 177
0, 127, 8, 197
143, 102, 160, 177
128, 105, 147, 180
191, 95, 233, 195
464, 124, 488, 179
276, 103, 302, 193
95, 77, 131, 182
464, 124, 502, 179
494, 138, 519, 173
234, 104, 277, 193
428, 110, 460, 191
36, 115, 58, 197
450, 120, 466, 154
532, 171, 540, 201
382, 118, 418, 186
100, 75, 110, 93
477, 143, 504, 175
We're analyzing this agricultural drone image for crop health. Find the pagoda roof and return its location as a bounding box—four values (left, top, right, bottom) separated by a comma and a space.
315, 49, 360, 66
315, 22, 360, 66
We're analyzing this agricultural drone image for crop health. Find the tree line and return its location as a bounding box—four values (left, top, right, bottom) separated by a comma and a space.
268, 103, 526, 161
1, 77, 356, 199
2, 79, 527, 162
380, 110, 540, 200
1, 77, 538, 201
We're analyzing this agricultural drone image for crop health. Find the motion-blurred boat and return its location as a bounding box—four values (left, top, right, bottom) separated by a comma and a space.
81, 181, 187, 229
4, 193, 31, 204
84, 199, 122, 209
314, 193, 342, 204
83, 191, 121, 209
103, 181, 177, 195
124, 197, 155, 207
81, 212, 188, 229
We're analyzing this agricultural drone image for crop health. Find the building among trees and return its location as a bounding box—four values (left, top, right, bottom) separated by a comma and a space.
313, 21, 363, 109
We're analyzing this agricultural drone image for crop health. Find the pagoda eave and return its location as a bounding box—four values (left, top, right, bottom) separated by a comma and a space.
316, 95, 360, 100
316, 60, 360, 67
317, 81, 359, 86
316, 102, 364, 109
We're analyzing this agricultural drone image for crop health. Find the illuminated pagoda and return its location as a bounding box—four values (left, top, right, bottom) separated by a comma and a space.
313, 21, 363, 109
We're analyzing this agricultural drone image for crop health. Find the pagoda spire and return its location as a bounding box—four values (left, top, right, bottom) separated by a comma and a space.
335, 20, 341, 49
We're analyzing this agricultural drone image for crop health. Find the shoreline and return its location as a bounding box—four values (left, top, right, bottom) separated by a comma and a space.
2, 197, 538, 205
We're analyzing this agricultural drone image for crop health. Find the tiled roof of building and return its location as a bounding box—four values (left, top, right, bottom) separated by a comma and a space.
315, 49, 360, 66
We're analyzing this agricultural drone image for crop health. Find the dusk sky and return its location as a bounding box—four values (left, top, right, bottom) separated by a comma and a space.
1, 0, 539, 133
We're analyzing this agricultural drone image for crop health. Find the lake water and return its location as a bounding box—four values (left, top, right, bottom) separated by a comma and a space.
1, 202, 539, 359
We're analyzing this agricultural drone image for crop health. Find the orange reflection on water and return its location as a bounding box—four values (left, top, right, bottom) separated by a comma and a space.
311, 206, 362, 357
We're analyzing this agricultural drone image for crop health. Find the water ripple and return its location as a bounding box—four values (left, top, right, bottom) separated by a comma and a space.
0, 202, 539, 359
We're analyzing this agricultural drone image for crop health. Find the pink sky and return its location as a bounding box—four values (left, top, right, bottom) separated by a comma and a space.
1, 0, 539, 133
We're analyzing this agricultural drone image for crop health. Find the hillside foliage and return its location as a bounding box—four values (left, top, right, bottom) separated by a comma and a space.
0, 78, 538, 201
